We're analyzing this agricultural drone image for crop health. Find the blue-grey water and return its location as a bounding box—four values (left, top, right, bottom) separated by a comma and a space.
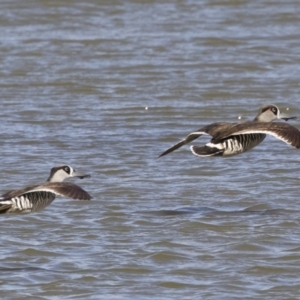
1, 1, 300, 299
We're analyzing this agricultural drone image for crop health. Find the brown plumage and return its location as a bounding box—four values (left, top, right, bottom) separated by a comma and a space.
159, 104, 297, 158
215, 122, 300, 149
1, 182, 92, 201
0, 165, 92, 214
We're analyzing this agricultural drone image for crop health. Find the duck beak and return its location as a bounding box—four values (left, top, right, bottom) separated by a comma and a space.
72, 170, 91, 179
279, 113, 297, 122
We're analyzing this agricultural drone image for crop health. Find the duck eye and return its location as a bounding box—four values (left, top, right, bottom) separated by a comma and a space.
64, 167, 70, 173
272, 107, 277, 113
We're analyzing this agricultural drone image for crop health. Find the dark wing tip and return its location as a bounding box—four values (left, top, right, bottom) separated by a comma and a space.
158, 149, 172, 158
72, 187, 92, 201
80, 190, 92, 201
158, 139, 188, 158
159, 131, 205, 158
45, 182, 92, 201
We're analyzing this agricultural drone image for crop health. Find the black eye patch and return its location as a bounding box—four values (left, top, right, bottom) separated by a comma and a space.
64, 167, 70, 173
262, 106, 277, 114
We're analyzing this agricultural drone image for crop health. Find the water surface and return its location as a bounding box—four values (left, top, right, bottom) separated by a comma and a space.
1, 1, 300, 299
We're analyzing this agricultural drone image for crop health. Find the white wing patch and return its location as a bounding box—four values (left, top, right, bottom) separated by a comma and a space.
0, 196, 34, 212
230, 129, 293, 146
12, 196, 33, 210
25, 187, 62, 196
205, 142, 224, 150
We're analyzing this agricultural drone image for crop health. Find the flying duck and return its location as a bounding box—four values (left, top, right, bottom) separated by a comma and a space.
159, 104, 297, 158
0, 165, 92, 214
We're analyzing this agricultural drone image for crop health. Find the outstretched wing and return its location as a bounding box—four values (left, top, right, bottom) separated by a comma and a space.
215, 122, 300, 149
158, 122, 238, 157
159, 131, 206, 157
0, 182, 91, 214
1, 185, 39, 199
0, 190, 57, 213
30, 182, 92, 201
1, 182, 92, 201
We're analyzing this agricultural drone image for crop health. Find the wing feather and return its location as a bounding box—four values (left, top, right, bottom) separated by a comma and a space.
30, 182, 92, 200
216, 122, 300, 148
159, 122, 244, 157
1, 185, 39, 199
1, 182, 92, 201
159, 131, 207, 157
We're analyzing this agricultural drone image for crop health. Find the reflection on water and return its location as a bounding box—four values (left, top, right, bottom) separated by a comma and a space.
1, 0, 300, 299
